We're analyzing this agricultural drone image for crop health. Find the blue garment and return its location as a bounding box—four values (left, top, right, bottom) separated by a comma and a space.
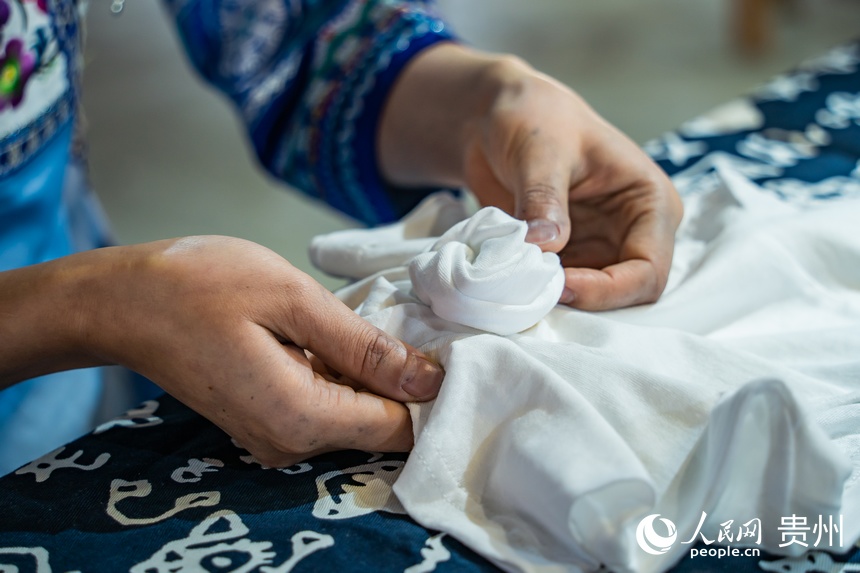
0, 124, 105, 475
0, 0, 109, 476
167, 0, 454, 224
0, 0, 453, 475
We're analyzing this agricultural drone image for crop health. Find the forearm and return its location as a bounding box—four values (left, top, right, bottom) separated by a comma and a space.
0, 253, 106, 388
0, 236, 441, 464
379, 43, 502, 188
378, 43, 541, 189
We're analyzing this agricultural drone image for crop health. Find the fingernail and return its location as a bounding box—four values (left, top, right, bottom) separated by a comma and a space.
559, 287, 575, 304
526, 219, 559, 245
401, 353, 444, 400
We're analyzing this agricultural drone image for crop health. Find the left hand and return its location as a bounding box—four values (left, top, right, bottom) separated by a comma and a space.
379, 43, 683, 311
0, 237, 444, 467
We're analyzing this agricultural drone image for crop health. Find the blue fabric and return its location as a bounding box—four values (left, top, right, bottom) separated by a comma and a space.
0, 123, 74, 272
647, 44, 860, 195
0, 369, 102, 477
353, 30, 457, 220
167, 0, 455, 225
0, 394, 501, 571
0, 124, 106, 477
2, 1, 856, 570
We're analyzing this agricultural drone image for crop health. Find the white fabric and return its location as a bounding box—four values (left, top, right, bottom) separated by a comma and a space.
311, 169, 860, 573
408, 207, 565, 335
309, 192, 470, 280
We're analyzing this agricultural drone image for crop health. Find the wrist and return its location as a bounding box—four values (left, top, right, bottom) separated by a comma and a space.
0, 251, 109, 386
378, 43, 534, 188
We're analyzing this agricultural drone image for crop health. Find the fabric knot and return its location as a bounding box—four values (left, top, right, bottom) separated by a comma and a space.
408, 207, 565, 335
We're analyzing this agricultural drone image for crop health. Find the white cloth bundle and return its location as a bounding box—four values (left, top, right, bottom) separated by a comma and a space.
312, 195, 565, 335
408, 207, 565, 335
311, 169, 860, 573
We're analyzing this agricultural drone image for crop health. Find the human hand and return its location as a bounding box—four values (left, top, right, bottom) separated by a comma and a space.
379, 44, 682, 311
1, 237, 443, 466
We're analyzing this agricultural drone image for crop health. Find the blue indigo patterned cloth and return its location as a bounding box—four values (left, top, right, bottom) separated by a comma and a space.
1, 394, 859, 571
0, 394, 500, 572
644, 41, 860, 202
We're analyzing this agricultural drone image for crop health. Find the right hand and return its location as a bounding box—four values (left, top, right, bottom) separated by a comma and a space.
3, 236, 443, 467
379, 43, 682, 311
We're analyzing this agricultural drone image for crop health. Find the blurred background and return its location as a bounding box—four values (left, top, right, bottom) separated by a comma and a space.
82, 0, 860, 289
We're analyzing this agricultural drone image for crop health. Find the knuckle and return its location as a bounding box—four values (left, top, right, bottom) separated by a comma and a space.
589, 289, 612, 311
360, 331, 398, 381
645, 266, 669, 303
281, 279, 328, 343
639, 172, 683, 226
517, 183, 564, 219
626, 261, 665, 307
285, 277, 316, 310
568, 286, 603, 312
640, 285, 662, 305
523, 182, 559, 203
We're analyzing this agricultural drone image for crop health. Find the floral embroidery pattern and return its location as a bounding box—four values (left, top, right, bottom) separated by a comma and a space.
0, 0, 62, 111
0, 37, 35, 109
0, 0, 78, 175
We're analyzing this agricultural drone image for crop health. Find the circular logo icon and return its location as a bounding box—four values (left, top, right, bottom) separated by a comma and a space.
635, 514, 678, 555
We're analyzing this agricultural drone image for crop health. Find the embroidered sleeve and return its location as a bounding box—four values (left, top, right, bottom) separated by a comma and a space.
165, 0, 455, 225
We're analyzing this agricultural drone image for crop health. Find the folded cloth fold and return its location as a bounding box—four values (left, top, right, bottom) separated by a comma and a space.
309, 192, 470, 280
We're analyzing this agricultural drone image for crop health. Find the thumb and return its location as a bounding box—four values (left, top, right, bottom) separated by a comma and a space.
511, 139, 572, 253
286, 284, 444, 402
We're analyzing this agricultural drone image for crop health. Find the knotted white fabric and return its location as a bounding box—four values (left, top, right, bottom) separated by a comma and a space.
408, 207, 565, 335
311, 194, 565, 335
311, 171, 860, 573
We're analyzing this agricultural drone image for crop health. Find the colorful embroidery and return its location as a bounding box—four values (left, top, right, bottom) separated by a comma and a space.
169, 0, 454, 225
0, 37, 35, 109
0, 0, 81, 175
